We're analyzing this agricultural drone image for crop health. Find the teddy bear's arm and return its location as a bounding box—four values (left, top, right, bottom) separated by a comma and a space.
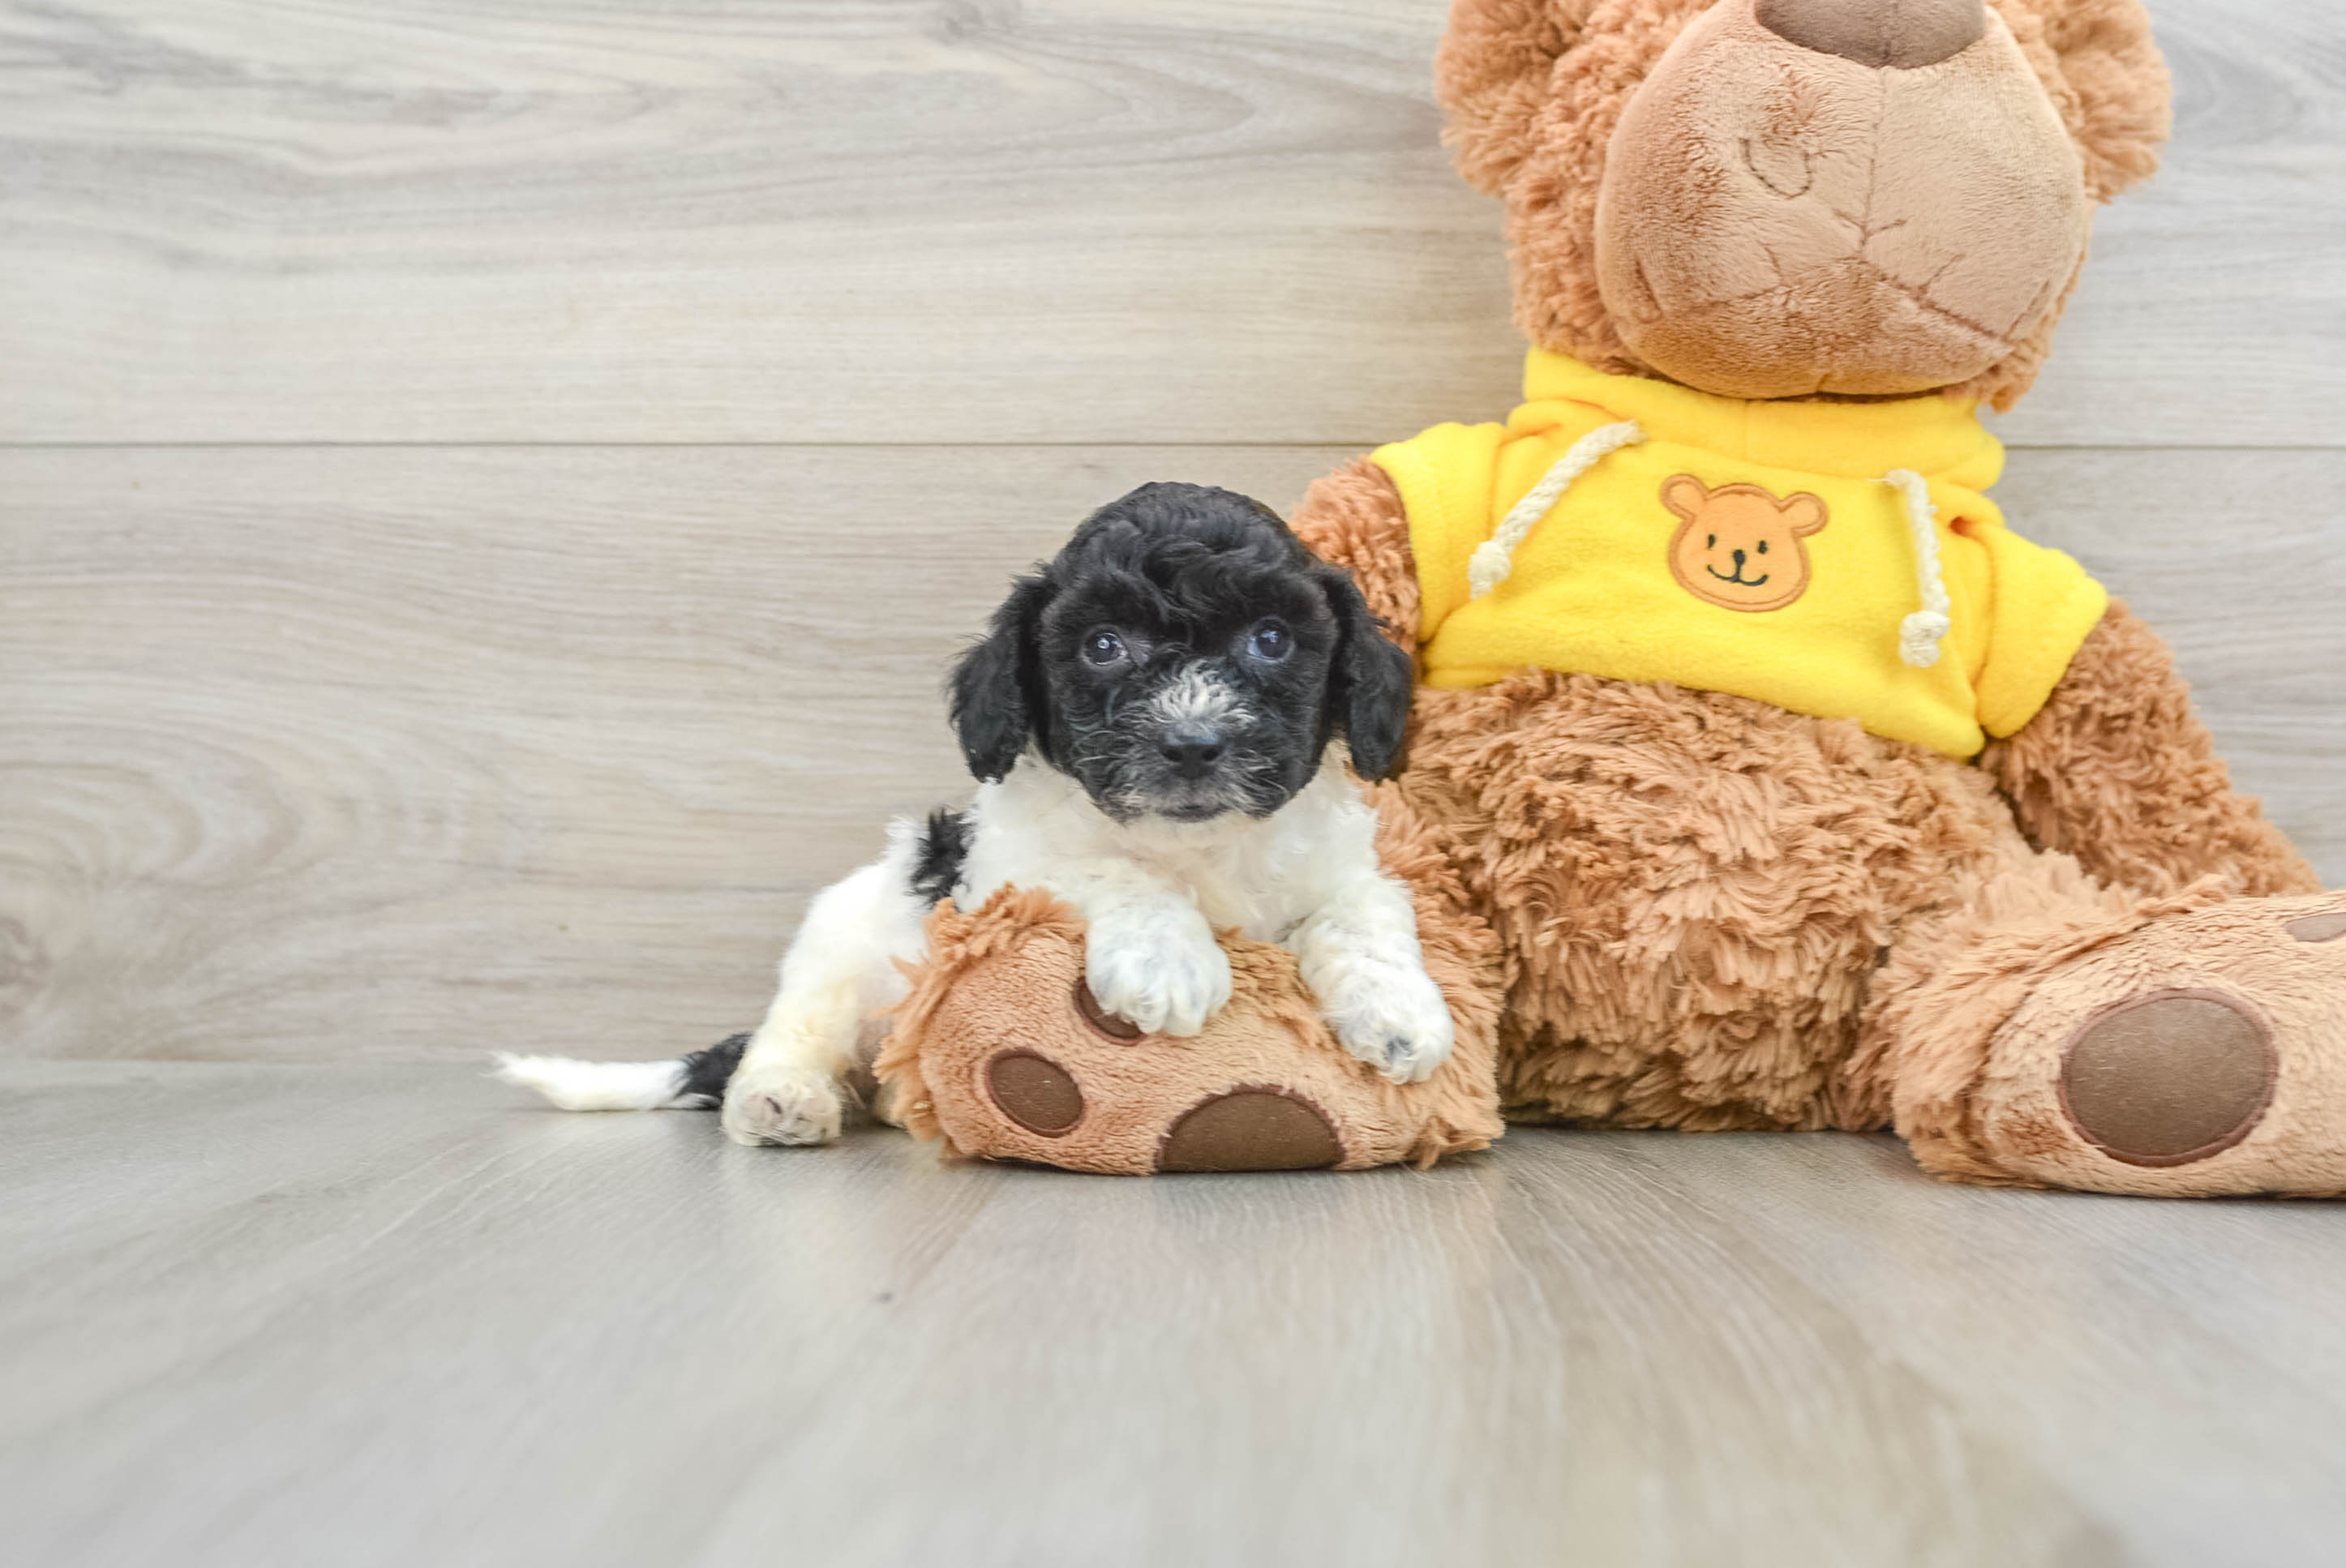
1291, 458, 1421, 653
1979, 600, 2318, 898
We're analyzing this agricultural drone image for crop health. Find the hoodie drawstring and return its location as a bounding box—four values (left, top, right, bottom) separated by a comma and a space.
1881, 468, 1952, 667
1467, 421, 1645, 599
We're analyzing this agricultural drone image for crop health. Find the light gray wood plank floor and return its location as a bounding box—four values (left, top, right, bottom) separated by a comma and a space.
7, 1060, 2346, 1568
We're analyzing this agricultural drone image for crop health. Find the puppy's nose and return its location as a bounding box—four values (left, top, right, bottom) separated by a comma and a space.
1160, 722, 1225, 779
1754, 0, 1984, 69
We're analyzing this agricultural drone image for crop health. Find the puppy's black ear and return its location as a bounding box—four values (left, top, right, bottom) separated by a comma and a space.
948, 572, 1053, 782
1320, 567, 1414, 780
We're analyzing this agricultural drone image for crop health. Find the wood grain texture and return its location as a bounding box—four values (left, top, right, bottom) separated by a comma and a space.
1, 0, 2339, 447
4, 443, 2340, 1066
6, 5, 2344, 1554
6, 1061, 2346, 1567
0, 444, 1353, 1062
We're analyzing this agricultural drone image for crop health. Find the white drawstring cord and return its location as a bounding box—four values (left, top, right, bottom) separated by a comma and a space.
1467, 420, 1645, 599
1882, 468, 1951, 667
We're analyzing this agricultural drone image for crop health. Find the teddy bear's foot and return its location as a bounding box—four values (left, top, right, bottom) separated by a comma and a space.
924, 972, 1385, 1173
1945, 893, 2346, 1195
873, 889, 1503, 1175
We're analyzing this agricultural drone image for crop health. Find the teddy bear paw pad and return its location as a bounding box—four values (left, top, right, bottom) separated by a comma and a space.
984, 1050, 1085, 1137
2058, 989, 2277, 1168
1073, 978, 1144, 1041
2284, 910, 2346, 945
1156, 1087, 1343, 1173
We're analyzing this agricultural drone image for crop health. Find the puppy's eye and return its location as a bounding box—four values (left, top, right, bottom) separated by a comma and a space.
1245, 621, 1291, 662
1083, 629, 1128, 666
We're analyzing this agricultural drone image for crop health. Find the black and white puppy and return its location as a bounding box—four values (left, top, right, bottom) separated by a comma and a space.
499, 482, 1453, 1144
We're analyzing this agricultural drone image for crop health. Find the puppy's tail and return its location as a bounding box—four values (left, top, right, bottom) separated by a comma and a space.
494, 1033, 748, 1112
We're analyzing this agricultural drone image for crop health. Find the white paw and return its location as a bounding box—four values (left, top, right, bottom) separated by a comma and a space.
1085, 908, 1232, 1037
722, 1064, 844, 1146
1321, 958, 1456, 1084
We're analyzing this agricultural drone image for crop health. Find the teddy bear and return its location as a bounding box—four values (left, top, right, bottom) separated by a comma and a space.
882, 0, 2346, 1194
1275, 0, 2346, 1196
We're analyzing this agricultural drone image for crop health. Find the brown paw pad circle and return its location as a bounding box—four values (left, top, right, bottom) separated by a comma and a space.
984, 1051, 1084, 1137
1072, 978, 1144, 1041
2284, 910, 2346, 944
1157, 1087, 1343, 1173
2057, 989, 2278, 1167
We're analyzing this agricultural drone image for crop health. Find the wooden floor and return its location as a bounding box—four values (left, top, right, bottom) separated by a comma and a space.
6, 1, 2346, 1559
8, 1060, 2346, 1568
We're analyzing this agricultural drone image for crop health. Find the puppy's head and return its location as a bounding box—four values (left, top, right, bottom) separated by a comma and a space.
950, 482, 1413, 824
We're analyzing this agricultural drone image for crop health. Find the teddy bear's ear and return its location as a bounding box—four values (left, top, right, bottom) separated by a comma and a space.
1435, 0, 1603, 195
1659, 473, 1709, 522
1781, 493, 1828, 537
2001, 0, 2172, 202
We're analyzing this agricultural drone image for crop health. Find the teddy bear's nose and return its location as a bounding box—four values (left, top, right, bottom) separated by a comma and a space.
1752, 0, 1984, 69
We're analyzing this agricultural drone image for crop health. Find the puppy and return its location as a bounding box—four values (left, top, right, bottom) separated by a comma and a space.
499, 482, 1454, 1145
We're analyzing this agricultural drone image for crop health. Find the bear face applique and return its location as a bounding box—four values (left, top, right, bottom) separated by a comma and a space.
1661, 473, 1828, 613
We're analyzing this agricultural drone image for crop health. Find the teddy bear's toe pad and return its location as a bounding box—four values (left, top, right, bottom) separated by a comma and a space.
985, 1051, 1085, 1136
2285, 910, 2346, 944
1157, 1088, 1343, 1173
2058, 990, 2278, 1167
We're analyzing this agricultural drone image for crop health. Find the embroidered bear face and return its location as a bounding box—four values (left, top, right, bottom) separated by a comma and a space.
1661, 474, 1828, 613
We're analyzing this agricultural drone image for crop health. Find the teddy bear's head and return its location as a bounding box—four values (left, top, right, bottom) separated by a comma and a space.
1438, 0, 2171, 407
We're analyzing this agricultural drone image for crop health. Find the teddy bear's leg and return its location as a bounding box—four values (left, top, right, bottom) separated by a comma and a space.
1980, 601, 2317, 900
877, 888, 1504, 1175
1864, 850, 2346, 1196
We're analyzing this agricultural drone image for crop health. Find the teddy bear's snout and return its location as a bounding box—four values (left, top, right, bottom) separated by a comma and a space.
1752, 0, 1984, 71
1591, 0, 2087, 400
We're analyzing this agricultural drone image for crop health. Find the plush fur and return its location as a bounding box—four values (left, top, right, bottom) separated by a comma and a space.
1978, 602, 2318, 901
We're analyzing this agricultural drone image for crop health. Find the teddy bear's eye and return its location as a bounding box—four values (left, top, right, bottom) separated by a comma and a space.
1707, 533, 1716, 549
1757, 540, 1769, 555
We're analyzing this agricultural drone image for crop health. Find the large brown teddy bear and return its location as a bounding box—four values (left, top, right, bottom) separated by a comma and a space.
1276, 0, 2346, 1196
884, 0, 2346, 1193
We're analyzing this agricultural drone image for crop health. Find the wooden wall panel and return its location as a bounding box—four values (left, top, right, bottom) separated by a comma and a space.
0, 0, 2338, 447
6, 444, 2340, 1063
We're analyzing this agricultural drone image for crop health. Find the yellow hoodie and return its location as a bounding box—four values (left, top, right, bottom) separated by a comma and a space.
1370, 350, 2106, 759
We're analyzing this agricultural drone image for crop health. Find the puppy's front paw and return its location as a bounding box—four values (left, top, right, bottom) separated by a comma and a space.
722, 1064, 844, 1146
1322, 958, 1456, 1084
1086, 910, 1232, 1037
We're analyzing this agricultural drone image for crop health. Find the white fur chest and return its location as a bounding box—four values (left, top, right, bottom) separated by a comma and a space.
959, 748, 1379, 941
